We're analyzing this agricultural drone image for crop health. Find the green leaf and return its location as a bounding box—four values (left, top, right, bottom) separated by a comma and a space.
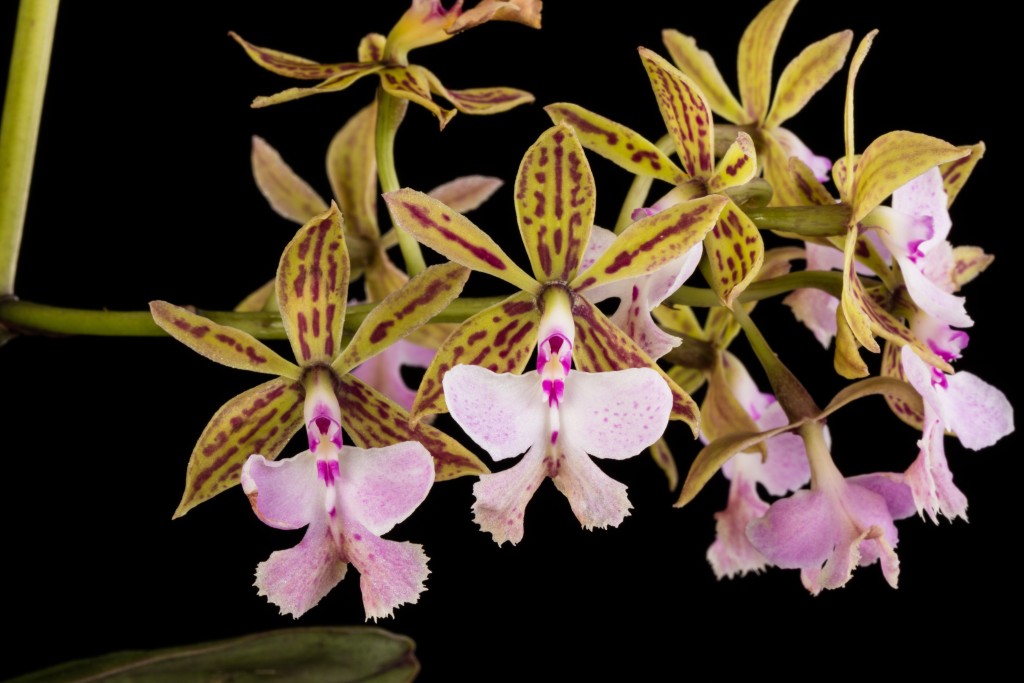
10, 627, 418, 683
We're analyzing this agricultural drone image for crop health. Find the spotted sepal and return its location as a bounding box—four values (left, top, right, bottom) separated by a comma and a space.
514, 124, 595, 283
701, 360, 767, 459
661, 29, 746, 124
276, 204, 348, 365
381, 66, 456, 129
544, 103, 687, 184
411, 292, 540, 421
229, 32, 372, 81
173, 378, 304, 518
701, 198, 764, 306
251, 136, 327, 225
571, 295, 699, 433
384, 189, 540, 293
707, 132, 756, 194
882, 339, 924, 430
150, 301, 299, 379
737, 0, 798, 124
334, 262, 471, 374
941, 142, 985, 208
639, 47, 714, 180
572, 195, 726, 293
337, 374, 488, 480
765, 29, 853, 129
951, 246, 993, 290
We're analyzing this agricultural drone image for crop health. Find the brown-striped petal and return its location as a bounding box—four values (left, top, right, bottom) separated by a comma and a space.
384, 188, 540, 293
358, 33, 386, 62
544, 102, 687, 184
230, 32, 370, 80
765, 30, 853, 128
708, 132, 757, 193
150, 301, 300, 379
411, 292, 540, 421
702, 198, 765, 306
334, 262, 470, 374
173, 378, 304, 518
737, 0, 798, 124
572, 295, 699, 432
941, 142, 985, 208
951, 246, 993, 290
661, 29, 746, 124
639, 47, 715, 180
515, 124, 595, 282
250, 65, 384, 108
882, 339, 924, 429
276, 204, 349, 365
421, 68, 535, 115
381, 66, 456, 128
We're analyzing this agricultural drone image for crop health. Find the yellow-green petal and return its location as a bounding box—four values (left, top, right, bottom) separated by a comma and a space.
834, 305, 869, 379
358, 33, 386, 62
337, 374, 489, 480
421, 67, 535, 115
708, 132, 757, 193
702, 198, 765, 306
173, 378, 304, 518
840, 227, 879, 352
785, 155, 836, 207
941, 142, 985, 208
412, 292, 540, 421
150, 301, 300, 379
544, 102, 687, 184
334, 262, 470, 374
251, 136, 328, 225
737, 0, 798, 124
842, 31, 876, 198
572, 295, 699, 432
234, 279, 276, 313
515, 124, 595, 283
882, 339, 924, 430
384, 188, 540, 293
765, 30, 853, 128
640, 47, 714, 180
277, 204, 349, 365
381, 66, 456, 129
428, 175, 504, 214
702, 360, 767, 459
650, 438, 680, 491
951, 246, 993, 290
327, 102, 380, 243
250, 66, 384, 108
573, 195, 726, 293
661, 29, 746, 124
230, 32, 370, 80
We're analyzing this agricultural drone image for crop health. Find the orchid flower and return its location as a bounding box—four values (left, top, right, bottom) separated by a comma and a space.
151, 204, 486, 519
443, 287, 672, 544
230, 0, 540, 126
384, 123, 728, 435
547, 46, 765, 307
661, 0, 850, 206
242, 367, 434, 619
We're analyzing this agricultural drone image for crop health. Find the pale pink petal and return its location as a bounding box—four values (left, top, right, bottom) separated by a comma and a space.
351, 339, 436, 412
905, 412, 968, 523
942, 370, 1015, 450
757, 425, 811, 496
783, 287, 838, 348
847, 472, 916, 521
340, 516, 429, 621
918, 241, 957, 294
911, 314, 969, 363
242, 451, 319, 530
773, 127, 831, 181
707, 469, 770, 579
551, 443, 632, 531
338, 442, 434, 537
899, 256, 972, 328
605, 282, 682, 359
472, 442, 548, 545
560, 368, 672, 460
646, 243, 703, 307
444, 365, 546, 461
868, 206, 933, 262
842, 483, 902, 588
746, 489, 837, 571
578, 226, 632, 306
892, 167, 952, 246
254, 517, 347, 618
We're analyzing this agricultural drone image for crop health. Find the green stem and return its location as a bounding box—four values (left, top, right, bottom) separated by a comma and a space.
0, 296, 506, 339
613, 133, 676, 234
668, 270, 847, 308
744, 204, 851, 236
0, 0, 60, 296
376, 88, 427, 277
731, 305, 820, 421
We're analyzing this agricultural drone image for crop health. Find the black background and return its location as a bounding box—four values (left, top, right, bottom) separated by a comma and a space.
1, 1, 1018, 679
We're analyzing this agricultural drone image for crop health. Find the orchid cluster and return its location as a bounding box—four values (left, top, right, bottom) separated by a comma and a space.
4, 0, 1011, 625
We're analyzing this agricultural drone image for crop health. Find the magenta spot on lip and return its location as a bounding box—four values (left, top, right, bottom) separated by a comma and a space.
550, 430, 559, 444
631, 285, 639, 301
931, 368, 949, 389
354, 533, 362, 541
314, 416, 332, 435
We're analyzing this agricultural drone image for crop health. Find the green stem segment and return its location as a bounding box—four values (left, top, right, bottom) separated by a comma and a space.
668, 270, 846, 308
744, 204, 851, 236
376, 88, 427, 277
731, 305, 820, 422
0, 0, 60, 296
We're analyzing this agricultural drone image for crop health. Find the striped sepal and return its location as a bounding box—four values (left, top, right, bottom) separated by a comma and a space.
515, 124, 595, 283
737, 0, 798, 123
327, 103, 380, 243
150, 301, 299, 379
229, 32, 371, 80
941, 142, 985, 208
277, 205, 349, 365
702, 198, 764, 306
382, 66, 456, 129
337, 375, 488, 480
421, 68, 535, 114
173, 378, 304, 518
765, 30, 853, 128
661, 29, 746, 124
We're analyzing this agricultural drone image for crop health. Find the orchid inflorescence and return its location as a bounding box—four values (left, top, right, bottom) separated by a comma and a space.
5, 0, 1011, 622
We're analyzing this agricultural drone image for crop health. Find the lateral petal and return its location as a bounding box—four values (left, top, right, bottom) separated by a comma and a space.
338, 442, 434, 537
241, 451, 318, 530
766, 30, 853, 128
661, 29, 746, 123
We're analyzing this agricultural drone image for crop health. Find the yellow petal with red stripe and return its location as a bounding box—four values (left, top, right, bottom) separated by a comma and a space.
421, 68, 535, 115
737, 0, 798, 123
334, 262, 470, 374
277, 204, 349, 365
661, 29, 746, 124
412, 292, 540, 421
230, 32, 370, 81
951, 246, 993, 290
708, 132, 756, 193
327, 102, 380, 243
639, 47, 715, 180
784, 155, 835, 207
150, 301, 300, 379
544, 102, 687, 184
652, 304, 703, 339
941, 142, 985, 208
384, 188, 540, 293
515, 125, 595, 283
571, 295, 699, 432
337, 375, 488, 480
381, 66, 456, 129
358, 33, 386, 62
250, 66, 384, 108
765, 30, 853, 128
251, 136, 328, 224
702, 198, 764, 306
173, 378, 305, 518
573, 195, 726, 293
